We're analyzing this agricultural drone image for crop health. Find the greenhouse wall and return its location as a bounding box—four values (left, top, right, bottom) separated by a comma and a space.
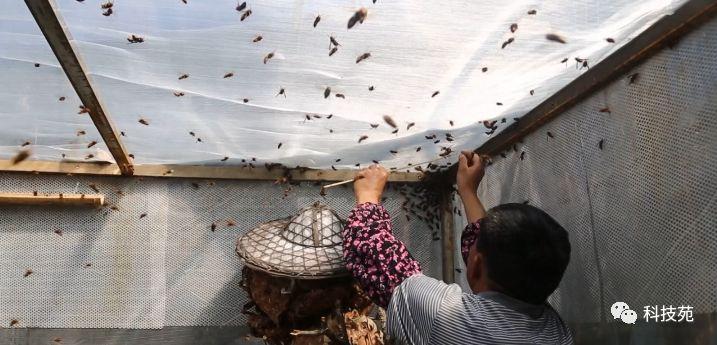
453, 15, 716, 344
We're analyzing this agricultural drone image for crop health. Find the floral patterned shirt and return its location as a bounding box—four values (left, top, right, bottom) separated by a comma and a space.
342, 202, 482, 307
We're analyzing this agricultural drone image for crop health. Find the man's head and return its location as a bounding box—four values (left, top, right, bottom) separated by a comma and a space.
465, 203, 571, 305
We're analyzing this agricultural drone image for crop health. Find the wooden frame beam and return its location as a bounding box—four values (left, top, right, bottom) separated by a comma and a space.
0, 193, 104, 207
476, 0, 716, 157
25, 0, 134, 175
0, 160, 424, 183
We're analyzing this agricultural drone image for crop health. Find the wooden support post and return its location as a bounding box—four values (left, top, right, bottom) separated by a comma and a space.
441, 189, 455, 284
24, 0, 134, 175
0, 193, 104, 207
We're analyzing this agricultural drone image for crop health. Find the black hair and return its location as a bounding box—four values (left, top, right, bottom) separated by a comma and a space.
476, 203, 571, 305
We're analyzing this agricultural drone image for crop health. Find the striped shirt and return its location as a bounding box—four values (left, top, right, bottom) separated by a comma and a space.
343, 203, 573, 344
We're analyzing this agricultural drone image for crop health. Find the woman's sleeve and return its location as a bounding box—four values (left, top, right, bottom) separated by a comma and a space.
460, 220, 482, 265
342, 202, 422, 308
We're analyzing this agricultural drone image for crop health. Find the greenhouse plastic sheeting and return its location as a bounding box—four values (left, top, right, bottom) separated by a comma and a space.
0, 0, 687, 169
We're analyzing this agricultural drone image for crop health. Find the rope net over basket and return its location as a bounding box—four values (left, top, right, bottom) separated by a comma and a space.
236, 202, 347, 278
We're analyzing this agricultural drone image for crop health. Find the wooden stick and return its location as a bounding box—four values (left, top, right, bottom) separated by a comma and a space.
0, 193, 104, 207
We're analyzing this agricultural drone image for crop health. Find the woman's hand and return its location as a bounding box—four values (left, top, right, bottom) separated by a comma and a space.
354, 164, 388, 204
456, 151, 486, 197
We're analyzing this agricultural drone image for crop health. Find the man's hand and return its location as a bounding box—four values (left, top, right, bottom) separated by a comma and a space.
457, 151, 486, 197
456, 151, 488, 223
354, 164, 388, 204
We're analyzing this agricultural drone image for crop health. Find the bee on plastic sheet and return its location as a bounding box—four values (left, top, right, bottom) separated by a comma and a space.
86, 140, 98, 148
11, 150, 31, 165
221, 156, 229, 162
407, 122, 415, 130
575, 57, 589, 70
560, 57, 568, 65
528, 9, 537, 15
102, 8, 113, 16
389, 150, 398, 154
347, 8, 368, 29
391, 129, 398, 134
530, 89, 534, 96
173, 91, 185, 97
101, 1, 113, 15
241, 9, 252, 21
546, 33, 566, 44
59, 96, 66, 101
138, 118, 149, 126
329, 36, 339, 47
324, 86, 331, 98
253, 35, 263, 43
358, 135, 369, 143
368, 85, 375, 91
329, 47, 338, 56
178, 74, 189, 80
606, 38, 615, 43
21, 141, 31, 147
383, 115, 397, 128
236, 1, 246, 11
277, 87, 286, 97
510, 23, 518, 33
356, 52, 371, 63
431, 90, 440, 98
78, 105, 89, 114
223, 72, 234, 78
314, 15, 321, 28
370, 124, 379, 129
501, 37, 514, 49
277, 142, 283, 149
335, 93, 345, 99
263, 52, 274, 64
416, 147, 421, 152
127, 34, 144, 43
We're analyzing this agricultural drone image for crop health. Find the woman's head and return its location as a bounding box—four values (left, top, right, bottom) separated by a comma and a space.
465, 203, 571, 304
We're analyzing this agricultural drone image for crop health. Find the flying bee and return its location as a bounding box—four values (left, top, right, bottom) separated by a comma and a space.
627, 73, 639, 84
324, 87, 331, 98
11, 150, 31, 165
221, 156, 229, 161
528, 9, 537, 14
277, 142, 283, 149
358, 135, 368, 143
329, 36, 339, 47
253, 35, 262, 43
87, 140, 97, 148
370, 123, 379, 128
383, 115, 397, 128
335, 93, 345, 99
599, 107, 611, 113
138, 118, 149, 125
173, 91, 185, 97
501, 37, 514, 49
178, 74, 189, 80
241, 9, 252, 21
606, 38, 615, 43
347, 7, 368, 29
510, 23, 518, 33
127, 34, 144, 43
329, 47, 338, 56
59, 96, 66, 101
139, 213, 147, 219
223, 72, 234, 78
431, 90, 440, 98
356, 52, 371, 63
314, 15, 321, 28
263, 51, 274, 64
236, 1, 246, 11
407, 122, 415, 130
546, 33, 566, 44
277, 87, 286, 97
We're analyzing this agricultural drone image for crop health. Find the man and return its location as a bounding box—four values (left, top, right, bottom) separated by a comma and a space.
342, 151, 573, 344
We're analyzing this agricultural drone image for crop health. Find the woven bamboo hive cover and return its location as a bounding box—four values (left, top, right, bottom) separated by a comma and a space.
236, 202, 347, 278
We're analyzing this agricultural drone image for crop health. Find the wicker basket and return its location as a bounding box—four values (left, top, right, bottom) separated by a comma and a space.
236, 202, 348, 278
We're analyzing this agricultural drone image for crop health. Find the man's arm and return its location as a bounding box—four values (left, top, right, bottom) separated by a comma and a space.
342, 165, 422, 308
457, 151, 488, 263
